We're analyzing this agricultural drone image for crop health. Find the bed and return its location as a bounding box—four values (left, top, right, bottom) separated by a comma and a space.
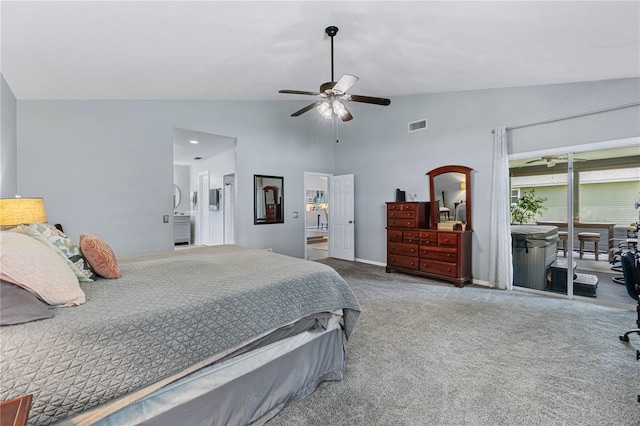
0, 241, 360, 425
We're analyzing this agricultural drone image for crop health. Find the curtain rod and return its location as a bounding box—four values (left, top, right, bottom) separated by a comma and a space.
491, 101, 640, 133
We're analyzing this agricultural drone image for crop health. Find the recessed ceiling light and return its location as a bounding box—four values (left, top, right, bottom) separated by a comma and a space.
189, 140, 199, 144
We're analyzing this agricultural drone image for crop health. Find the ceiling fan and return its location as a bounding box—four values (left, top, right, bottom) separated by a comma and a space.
523, 155, 586, 168
279, 26, 390, 122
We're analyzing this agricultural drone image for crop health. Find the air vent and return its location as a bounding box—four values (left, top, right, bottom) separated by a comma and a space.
408, 119, 427, 133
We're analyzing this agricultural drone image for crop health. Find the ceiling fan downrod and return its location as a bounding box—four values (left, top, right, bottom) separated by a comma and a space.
325, 26, 339, 83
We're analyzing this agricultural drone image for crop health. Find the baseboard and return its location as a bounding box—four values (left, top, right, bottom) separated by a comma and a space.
355, 258, 386, 267
472, 279, 490, 287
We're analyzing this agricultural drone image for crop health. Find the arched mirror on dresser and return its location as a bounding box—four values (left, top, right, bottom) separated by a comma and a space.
427, 165, 472, 231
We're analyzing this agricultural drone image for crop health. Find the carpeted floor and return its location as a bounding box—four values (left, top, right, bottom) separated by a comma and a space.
268, 259, 640, 426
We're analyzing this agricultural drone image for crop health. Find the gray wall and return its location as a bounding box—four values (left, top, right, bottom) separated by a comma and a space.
16, 100, 335, 257
334, 78, 640, 283
1, 74, 18, 197
14, 78, 640, 284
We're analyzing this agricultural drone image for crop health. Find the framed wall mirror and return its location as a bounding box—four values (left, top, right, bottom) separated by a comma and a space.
427, 165, 473, 230
254, 175, 284, 224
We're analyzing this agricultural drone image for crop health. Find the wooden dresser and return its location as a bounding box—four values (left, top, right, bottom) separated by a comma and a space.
385, 201, 472, 287
265, 203, 282, 222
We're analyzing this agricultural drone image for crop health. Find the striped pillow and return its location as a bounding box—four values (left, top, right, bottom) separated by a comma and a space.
79, 234, 120, 279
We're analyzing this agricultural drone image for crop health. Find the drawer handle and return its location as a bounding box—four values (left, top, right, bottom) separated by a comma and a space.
411, 249, 415, 253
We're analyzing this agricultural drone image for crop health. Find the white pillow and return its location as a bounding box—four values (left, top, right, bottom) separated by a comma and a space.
0, 232, 85, 307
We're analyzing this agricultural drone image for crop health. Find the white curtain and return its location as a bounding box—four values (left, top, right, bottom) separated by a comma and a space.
488, 127, 513, 290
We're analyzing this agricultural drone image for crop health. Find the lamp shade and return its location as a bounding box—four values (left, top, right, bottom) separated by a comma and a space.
0, 198, 48, 227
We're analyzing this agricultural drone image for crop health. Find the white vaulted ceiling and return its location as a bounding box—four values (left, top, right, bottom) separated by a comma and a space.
1, 1, 638, 101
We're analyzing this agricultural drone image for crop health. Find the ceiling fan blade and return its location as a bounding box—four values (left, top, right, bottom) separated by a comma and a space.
340, 105, 353, 122
332, 74, 359, 94
291, 102, 319, 117
348, 94, 391, 106
279, 89, 320, 96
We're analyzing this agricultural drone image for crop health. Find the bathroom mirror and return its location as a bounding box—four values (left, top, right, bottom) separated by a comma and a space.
427, 165, 472, 230
173, 184, 181, 209
254, 175, 284, 224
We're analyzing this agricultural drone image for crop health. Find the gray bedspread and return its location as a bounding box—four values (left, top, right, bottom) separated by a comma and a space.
0, 245, 360, 425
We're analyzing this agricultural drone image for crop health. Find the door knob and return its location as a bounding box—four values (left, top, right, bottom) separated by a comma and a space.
348, 220, 354, 224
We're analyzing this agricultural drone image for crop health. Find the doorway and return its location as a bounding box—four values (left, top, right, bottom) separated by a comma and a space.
173, 128, 236, 248
304, 172, 330, 261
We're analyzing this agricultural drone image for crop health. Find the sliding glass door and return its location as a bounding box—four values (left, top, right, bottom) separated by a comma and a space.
510, 155, 570, 296
509, 144, 639, 308
572, 147, 638, 307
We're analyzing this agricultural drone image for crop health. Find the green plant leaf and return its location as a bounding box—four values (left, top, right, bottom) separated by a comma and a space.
510, 189, 547, 224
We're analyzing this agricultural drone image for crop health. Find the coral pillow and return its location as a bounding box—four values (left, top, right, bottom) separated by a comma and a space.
0, 232, 85, 306
79, 234, 120, 279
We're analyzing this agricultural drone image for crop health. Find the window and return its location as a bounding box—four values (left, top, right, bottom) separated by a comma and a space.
510, 188, 520, 205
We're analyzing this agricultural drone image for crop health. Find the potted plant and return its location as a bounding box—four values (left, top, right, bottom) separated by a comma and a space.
510, 189, 547, 224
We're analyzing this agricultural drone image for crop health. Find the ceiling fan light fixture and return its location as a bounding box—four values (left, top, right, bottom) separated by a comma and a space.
332, 100, 347, 118
317, 101, 332, 119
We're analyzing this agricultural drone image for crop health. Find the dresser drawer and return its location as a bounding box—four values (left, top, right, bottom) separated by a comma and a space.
388, 254, 420, 270
403, 230, 420, 243
387, 210, 416, 221
438, 232, 459, 247
387, 203, 417, 212
387, 229, 403, 242
420, 231, 438, 245
388, 242, 419, 257
420, 259, 457, 277
387, 218, 417, 228
420, 246, 457, 263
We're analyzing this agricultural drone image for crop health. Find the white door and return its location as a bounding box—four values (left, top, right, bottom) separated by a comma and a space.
223, 176, 235, 244
329, 174, 355, 261
197, 171, 210, 246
